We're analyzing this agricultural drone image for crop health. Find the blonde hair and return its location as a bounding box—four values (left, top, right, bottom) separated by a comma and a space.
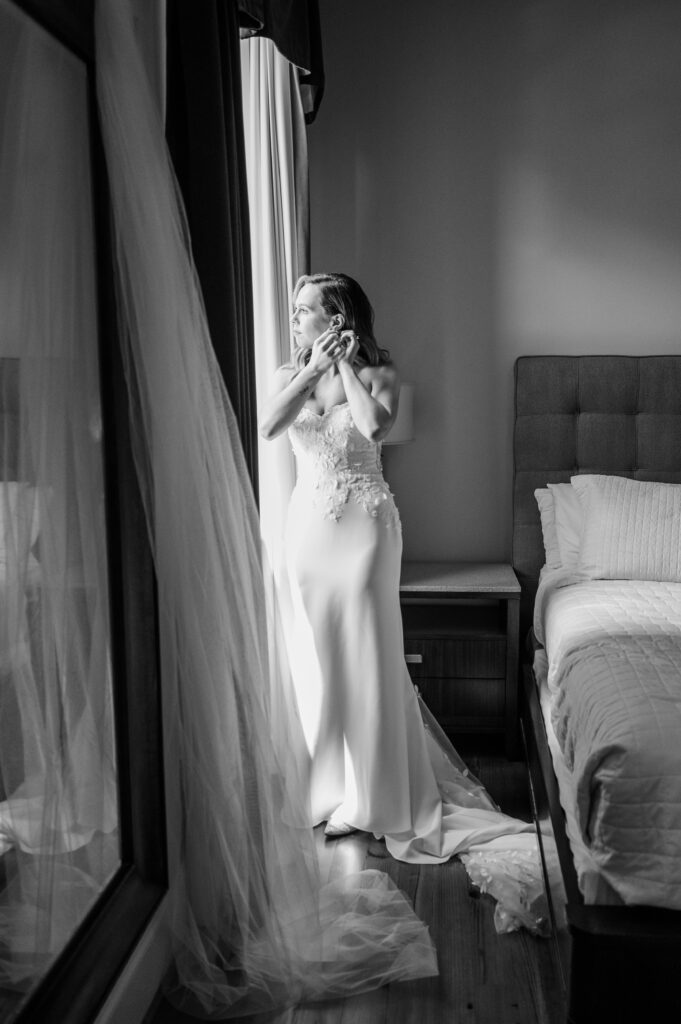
289, 273, 391, 371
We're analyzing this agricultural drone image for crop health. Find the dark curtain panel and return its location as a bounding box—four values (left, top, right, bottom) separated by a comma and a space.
165, 0, 258, 494
238, 0, 324, 122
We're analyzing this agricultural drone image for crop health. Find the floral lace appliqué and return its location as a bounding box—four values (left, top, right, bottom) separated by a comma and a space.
289, 404, 401, 528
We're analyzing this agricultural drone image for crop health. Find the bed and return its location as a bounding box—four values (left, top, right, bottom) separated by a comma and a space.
513, 355, 681, 1023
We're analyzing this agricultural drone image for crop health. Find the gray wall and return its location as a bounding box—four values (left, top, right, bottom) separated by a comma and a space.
309, 0, 681, 560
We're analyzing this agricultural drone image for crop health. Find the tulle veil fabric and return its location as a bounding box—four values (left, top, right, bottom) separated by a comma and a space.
95, 0, 439, 1017
0, 3, 118, 994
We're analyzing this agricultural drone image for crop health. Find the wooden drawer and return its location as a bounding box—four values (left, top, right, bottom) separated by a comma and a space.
399, 562, 521, 755
415, 676, 505, 733
403, 637, 506, 678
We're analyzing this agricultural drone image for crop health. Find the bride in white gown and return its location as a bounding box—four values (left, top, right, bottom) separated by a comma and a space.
260, 273, 545, 888
95, 2, 554, 1012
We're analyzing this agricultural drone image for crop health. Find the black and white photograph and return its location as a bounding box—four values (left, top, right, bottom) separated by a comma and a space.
0, 2, 680, 1023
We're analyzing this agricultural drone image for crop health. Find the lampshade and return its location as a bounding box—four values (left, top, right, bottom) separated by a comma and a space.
384, 382, 414, 445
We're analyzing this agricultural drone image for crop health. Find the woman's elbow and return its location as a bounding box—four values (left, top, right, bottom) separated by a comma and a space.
367, 420, 392, 443
258, 418, 278, 441
371, 411, 397, 443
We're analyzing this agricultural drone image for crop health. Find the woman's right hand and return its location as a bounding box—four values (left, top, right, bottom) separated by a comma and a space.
259, 328, 342, 440
307, 327, 343, 374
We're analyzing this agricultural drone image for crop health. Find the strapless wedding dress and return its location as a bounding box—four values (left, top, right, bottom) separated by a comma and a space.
285, 403, 553, 930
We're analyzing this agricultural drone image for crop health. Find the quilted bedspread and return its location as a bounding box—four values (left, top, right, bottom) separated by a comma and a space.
534, 570, 681, 909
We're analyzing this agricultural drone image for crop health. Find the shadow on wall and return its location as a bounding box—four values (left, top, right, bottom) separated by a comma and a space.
499, 0, 681, 345
309, 0, 681, 562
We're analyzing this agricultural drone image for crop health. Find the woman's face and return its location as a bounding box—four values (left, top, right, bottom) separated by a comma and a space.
290, 283, 334, 349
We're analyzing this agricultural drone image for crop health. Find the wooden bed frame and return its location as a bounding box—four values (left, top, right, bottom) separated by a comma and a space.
512, 355, 681, 1023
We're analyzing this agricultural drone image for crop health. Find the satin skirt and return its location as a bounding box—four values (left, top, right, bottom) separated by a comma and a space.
285, 486, 534, 865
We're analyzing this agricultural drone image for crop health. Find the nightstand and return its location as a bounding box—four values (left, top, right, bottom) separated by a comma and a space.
400, 561, 521, 758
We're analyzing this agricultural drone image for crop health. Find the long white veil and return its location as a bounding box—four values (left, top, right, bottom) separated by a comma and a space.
95, 1, 438, 1017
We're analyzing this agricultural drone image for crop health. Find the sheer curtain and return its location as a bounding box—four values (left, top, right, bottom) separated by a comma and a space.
240, 35, 307, 580
95, 1, 437, 1018
0, 0, 118, 1004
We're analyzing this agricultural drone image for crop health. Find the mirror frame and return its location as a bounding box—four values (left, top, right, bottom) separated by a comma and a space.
6, 2, 168, 1022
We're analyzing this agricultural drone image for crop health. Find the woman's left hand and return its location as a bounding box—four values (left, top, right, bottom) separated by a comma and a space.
337, 330, 359, 365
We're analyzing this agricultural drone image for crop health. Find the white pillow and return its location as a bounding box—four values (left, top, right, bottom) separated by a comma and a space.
571, 474, 681, 582
533, 488, 562, 570
0, 483, 40, 566
547, 482, 584, 568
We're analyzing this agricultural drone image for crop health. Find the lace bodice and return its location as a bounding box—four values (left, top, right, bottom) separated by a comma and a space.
289, 403, 400, 527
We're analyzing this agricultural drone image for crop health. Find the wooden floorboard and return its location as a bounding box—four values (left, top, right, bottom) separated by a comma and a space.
147, 754, 566, 1024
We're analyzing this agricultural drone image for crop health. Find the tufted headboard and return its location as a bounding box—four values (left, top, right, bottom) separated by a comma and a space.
512, 354, 681, 639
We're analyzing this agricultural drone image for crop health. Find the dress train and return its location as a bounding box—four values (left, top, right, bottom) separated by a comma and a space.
286, 402, 553, 934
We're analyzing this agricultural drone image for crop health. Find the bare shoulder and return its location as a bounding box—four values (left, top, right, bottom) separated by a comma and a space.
358, 361, 400, 393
